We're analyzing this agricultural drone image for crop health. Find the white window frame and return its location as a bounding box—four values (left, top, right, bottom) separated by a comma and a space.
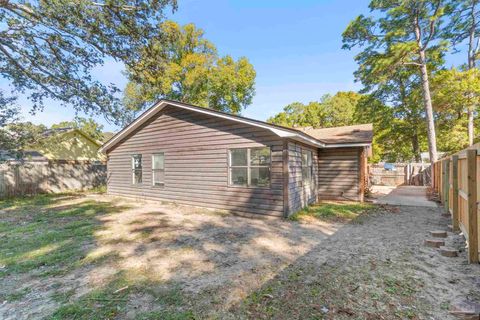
302, 149, 313, 186
132, 154, 142, 185
152, 153, 165, 187
228, 147, 271, 188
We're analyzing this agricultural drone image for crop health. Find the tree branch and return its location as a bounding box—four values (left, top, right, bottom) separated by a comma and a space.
421, 1, 442, 51
0, 44, 62, 100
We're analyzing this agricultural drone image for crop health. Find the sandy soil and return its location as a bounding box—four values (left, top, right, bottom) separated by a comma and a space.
0, 194, 338, 319
228, 204, 480, 319
1, 194, 480, 319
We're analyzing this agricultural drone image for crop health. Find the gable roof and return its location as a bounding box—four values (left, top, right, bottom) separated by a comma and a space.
42, 127, 102, 147
100, 99, 372, 153
300, 124, 373, 145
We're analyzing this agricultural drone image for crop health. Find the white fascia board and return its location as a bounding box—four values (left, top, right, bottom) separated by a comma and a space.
100, 100, 325, 152
323, 143, 371, 148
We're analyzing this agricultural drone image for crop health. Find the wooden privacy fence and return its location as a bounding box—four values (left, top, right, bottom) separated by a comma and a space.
433, 146, 479, 263
0, 160, 106, 198
369, 163, 431, 186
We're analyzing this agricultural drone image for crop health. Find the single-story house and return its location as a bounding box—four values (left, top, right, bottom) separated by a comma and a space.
100, 100, 373, 217
1, 127, 105, 163
34, 127, 105, 162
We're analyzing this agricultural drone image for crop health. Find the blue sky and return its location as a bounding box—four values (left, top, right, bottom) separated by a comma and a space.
7, 0, 468, 132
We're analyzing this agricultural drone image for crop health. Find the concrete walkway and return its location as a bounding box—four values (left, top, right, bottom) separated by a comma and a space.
372, 185, 437, 207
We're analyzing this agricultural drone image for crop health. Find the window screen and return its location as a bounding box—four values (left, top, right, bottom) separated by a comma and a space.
132, 154, 142, 184
229, 147, 271, 187
152, 153, 165, 186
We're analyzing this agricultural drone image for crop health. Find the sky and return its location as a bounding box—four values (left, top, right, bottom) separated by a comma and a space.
6, 0, 469, 132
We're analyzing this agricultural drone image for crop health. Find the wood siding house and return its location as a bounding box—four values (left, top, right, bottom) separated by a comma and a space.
101, 100, 372, 217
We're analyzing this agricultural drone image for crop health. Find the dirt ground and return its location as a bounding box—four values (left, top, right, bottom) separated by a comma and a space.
1, 193, 480, 319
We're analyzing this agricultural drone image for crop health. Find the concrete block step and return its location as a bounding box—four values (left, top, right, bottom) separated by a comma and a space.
450, 300, 480, 319
430, 230, 448, 238
424, 239, 445, 248
439, 246, 458, 257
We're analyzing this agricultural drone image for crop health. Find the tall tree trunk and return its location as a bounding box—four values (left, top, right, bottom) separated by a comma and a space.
467, 0, 478, 146
414, 18, 438, 166
468, 109, 474, 146
412, 132, 421, 162
418, 49, 438, 163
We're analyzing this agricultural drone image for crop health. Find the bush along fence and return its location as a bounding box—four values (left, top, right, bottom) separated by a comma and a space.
433, 145, 479, 263
0, 160, 106, 198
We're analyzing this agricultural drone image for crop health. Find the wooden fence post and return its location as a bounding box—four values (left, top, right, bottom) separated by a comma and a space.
442, 160, 448, 205
444, 158, 450, 211
452, 155, 460, 232
466, 149, 478, 263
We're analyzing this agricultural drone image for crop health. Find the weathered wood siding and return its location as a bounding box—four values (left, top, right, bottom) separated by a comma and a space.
106, 105, 285, 216
318, 147, 362, 201
0, 161, 106, 198
287, 141, 318, 214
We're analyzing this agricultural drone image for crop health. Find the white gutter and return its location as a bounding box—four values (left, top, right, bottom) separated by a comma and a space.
323, 143, 371, 148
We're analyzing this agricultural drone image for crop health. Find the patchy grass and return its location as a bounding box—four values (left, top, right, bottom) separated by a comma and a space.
88, 185, 107, 194
289, 201, 375, 222
0, 195, 126, 277
0, 193, 196, 319
50, 273, 194, 320
236, 255, 426, 319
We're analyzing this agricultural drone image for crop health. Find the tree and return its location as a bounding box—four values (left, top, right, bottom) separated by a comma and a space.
354, 78, 428, 162
51, 117, 105, 141
431, 68, 480, 148
0, 91, 18, 127
267, 92, 362, 128
343, 0, 448, 163
444, 0, 480, 145
124, 21, 256, 114
0, 122, 46, 160
0, 0, 177, 127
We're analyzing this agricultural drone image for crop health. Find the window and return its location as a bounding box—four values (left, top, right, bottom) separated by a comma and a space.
302, 149, 313, 185
132, 154, 142, 184
152, 153, 165, 186
229, 147, 271, 187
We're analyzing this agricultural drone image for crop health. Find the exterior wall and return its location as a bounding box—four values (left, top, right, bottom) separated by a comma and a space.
287, 141, 318, 214
317, 147, 363, 201
33, 131, 104, 161
106, 106, 285, 216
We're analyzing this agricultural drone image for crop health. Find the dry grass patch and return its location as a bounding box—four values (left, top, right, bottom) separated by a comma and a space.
289, 201, 375, 223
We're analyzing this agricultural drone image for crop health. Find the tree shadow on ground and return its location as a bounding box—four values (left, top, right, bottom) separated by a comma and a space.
226, 205, 480, 320
1, 194, 343, 319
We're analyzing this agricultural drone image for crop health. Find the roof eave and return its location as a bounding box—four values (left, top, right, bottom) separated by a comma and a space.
99, 100, 326, 153
323, 142, 372, 148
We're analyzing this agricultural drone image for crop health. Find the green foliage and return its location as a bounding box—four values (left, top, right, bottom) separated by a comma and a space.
267, 91, 362, 128
444, 0, 480, 68
124, 21, 256, 114
51, 117, 105, 141
0, 0, 177, 126
431, 68, 480, 150
0, 122, 47, 160
431, 68, 480, 114
342, 0, 451, 162
1, 117, 104, 160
